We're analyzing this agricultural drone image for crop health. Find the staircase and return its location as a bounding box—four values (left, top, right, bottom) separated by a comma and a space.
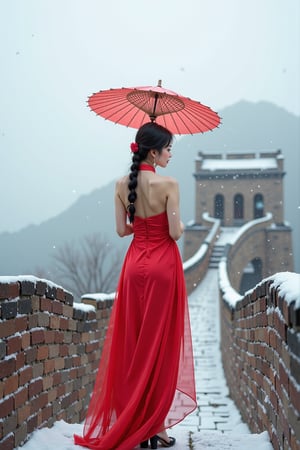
209, 244, 225, 268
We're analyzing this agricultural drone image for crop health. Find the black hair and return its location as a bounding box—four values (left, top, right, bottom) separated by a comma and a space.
127, 122, 173, 223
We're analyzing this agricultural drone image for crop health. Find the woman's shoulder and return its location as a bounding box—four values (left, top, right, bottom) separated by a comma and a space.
155, 174, 178, 187
115, 175, 129, 189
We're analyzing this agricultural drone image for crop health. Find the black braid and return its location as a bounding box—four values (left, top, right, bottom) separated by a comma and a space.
127, 122, 173, 223
127, 153, 142, 223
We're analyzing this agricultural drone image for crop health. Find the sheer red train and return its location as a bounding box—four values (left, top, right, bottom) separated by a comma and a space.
74, 211, 196, 449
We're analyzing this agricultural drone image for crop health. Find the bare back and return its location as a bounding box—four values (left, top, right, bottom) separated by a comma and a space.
115, 171, 183, 240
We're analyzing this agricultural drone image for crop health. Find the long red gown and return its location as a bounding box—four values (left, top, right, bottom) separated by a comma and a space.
74, 211, 196, 449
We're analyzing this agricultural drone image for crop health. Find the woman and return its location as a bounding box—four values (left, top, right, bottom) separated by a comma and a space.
74, 122, 196, 449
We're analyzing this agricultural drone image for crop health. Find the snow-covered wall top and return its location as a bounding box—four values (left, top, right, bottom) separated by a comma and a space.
220, 270, 300, 449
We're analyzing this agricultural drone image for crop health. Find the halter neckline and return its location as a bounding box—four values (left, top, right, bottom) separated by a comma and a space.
140, 163, 156, 173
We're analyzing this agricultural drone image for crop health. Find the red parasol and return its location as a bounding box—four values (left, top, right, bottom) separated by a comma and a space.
88, 80, 221, 135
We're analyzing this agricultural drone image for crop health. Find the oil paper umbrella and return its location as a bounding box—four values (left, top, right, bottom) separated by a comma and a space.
87, 80, 221, 135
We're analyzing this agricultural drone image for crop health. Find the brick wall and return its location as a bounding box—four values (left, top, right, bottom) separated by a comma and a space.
0, 277, 113, 449
225, 214, 293, 293
220, 273, 300, 450
183, 215, 221, 294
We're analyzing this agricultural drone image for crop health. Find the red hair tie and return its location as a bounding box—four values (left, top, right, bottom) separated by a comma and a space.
130, 142, 139, 153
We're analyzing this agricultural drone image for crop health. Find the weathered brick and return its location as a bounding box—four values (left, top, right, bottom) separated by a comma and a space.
31, 295, 40, 311
15, 315, 28, 333
54, 357, 65, 371
37, 345, 49, 360
32, 362, 43, 378
62, 304, 73, 318
40, 297, 52, 312
56, 288, 65, 301
44, 330, 55, 344
56, 383, 66, 398
50, 316, 60, 329
60, 317, 69, 330
31, 329, 45, 344
18, 403, 31, 425
0, 282, 19, 300
43, 375, 53, 390
52, 301, 63, 315
28, 379, 43, 398
19, 366, 33, 386
0, 357, 16, 378
278, 361, 289, 388
72, 355, 81, 367
27, 413, 38, 433
3, 374, 18, 396
3, 412, 18, 436
73, 308, 85, 320
46, 286, 56, 299
7, 335, 22, 354
37, 312, 50, 327
64, 356, 73, 369
14, 386, 28, 408
65, 291, 74, 306
48, 344, 59, 358
42, 404, 53, 422
21, 332, 30, 350
20, 280, 35, 296
47, 387, 57, 403
14, 422, 27, 447
1, 300, 18, 319
0, 395, 14, 418
35, 281, 47, 296
25, 347, 37, 364
68, 318, 77, 331
59, 344, 69, 357
28, 313, 38, 328
54, 330, 64, 343
18, 298, 32, 314
63, 331, 73, 344
53, 371, 62, 386
16, 353, 25, 373
30, 391, 48, 413
44, 359, 55, 374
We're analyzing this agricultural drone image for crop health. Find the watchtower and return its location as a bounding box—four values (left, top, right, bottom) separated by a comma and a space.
184, 149, 294, 293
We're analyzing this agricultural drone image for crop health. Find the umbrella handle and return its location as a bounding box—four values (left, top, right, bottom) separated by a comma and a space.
150, 92, 159, 122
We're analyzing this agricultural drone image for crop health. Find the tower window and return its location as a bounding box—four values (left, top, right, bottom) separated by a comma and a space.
254, 193, 264, 219
234, 194, 244, 219
214, 194, 224, 220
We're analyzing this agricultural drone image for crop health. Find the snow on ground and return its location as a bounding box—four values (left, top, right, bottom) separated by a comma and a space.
18, 420, 273, 450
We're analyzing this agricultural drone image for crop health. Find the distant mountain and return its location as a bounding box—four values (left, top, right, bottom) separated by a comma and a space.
1, 100, 299, 277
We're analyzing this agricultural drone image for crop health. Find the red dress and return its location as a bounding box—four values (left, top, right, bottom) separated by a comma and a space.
74, 211, 196, 449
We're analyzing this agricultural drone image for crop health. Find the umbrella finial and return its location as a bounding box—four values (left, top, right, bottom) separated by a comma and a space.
157, 80, 162, 87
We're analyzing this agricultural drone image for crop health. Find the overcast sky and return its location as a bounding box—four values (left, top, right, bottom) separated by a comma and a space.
1, 0, 299, 233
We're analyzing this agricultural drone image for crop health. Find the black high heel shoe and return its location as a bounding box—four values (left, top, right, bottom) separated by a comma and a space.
140, 434, 176, 449
154, 435, 176, 447
140, 436, 159, 449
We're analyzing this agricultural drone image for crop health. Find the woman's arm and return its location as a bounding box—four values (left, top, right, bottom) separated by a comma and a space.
166, 178, 184, 241
114, 181, 133, 237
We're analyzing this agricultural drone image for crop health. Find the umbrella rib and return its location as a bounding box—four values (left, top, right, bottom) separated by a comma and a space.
176, 105, 220, 132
